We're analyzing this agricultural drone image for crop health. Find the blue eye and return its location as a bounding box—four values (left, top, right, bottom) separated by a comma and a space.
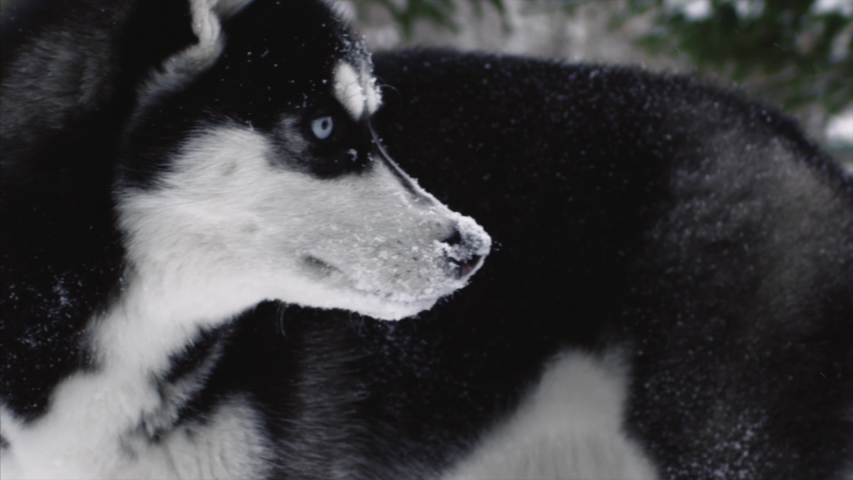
311, 116, 333, 140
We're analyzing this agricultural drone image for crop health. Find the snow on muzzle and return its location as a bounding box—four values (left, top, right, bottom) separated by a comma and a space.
438, 215, 490, 279
300, 144, 491, 319
369, 137, 491, 286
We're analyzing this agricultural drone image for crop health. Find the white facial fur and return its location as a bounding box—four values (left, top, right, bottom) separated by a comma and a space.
333, 61, 382, 119
117, 125, 489, 322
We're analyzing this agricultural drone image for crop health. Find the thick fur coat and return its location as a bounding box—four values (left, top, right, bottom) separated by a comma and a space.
1, 1, 851, 479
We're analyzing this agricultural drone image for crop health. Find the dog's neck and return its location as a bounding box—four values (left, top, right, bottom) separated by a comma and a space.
90, 268, 246, 370
0, 270, 243, 476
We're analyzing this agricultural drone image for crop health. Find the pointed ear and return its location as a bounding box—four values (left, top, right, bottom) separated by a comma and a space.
124, 0, 255, 104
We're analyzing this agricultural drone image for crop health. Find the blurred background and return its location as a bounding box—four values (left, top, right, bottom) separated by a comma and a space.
2, 0, 851, 169
345, 0, 853, 171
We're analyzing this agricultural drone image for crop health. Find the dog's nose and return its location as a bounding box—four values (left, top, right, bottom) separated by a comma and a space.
452, 253, 483, 278
441, 225, 487, 279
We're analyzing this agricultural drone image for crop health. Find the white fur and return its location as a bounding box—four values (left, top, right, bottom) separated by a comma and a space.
334, 62, 366, 118
361, 64, 382, 115
0, 392, 269, 479
443, 350, 658, 480
0, 262, 269, 479
333, 61, 382, 118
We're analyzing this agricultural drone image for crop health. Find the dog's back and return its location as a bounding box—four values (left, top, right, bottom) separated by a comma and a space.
368, 49, 853, 479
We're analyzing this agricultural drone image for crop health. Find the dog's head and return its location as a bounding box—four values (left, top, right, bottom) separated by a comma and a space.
115, 0, 490, 320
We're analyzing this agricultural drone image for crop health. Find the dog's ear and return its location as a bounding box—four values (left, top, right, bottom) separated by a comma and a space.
121, 0, 255, 104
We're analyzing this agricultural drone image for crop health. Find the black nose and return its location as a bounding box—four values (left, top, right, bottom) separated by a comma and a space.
451, 255, 483, 278
443, 229, 464, 247
442, 228, 484, 278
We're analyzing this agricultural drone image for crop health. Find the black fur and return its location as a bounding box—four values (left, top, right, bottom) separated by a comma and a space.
364, 50, 853, 478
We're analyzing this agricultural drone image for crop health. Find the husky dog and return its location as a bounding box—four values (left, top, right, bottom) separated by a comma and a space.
2, 0, 851, 479
0, 1, 490, 478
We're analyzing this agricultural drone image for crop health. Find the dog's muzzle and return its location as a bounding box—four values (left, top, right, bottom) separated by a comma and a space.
439, 215, 491, 279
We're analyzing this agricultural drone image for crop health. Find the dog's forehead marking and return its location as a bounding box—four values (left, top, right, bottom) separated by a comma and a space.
334, 62, 365, 119
333, 61, 381, 119
362, 64, 381, 116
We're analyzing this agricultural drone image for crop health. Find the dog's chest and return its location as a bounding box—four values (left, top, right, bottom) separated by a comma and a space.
439, 350, 658, 480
